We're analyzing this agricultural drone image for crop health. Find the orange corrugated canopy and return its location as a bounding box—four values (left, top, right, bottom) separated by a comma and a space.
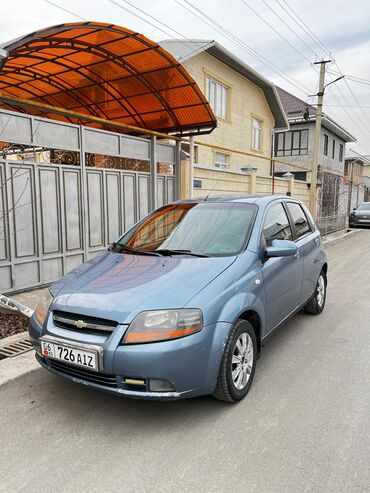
0, 22, 216, 135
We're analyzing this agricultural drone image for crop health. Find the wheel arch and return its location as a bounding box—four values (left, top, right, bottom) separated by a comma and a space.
237, 309, 262, 356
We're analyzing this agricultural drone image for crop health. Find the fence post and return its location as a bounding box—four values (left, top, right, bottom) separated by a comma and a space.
150, 135, 157, 211
288, 176, 295, 196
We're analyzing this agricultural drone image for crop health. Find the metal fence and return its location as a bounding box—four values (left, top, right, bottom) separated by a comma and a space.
0, 109, 180, 293
316, 214, 347, 236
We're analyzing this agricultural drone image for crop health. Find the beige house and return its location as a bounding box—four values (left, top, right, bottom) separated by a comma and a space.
159, 39, 288, 176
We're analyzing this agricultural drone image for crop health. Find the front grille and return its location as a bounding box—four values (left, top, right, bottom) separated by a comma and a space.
53, 310, 117, 334
48, 359, 118, 388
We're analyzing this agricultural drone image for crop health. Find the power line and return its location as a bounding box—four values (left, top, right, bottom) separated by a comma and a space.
43, 0, 86, 20
274, 0, 370, 134
279, 0, 331, 56
328, 70, 370, 87
176, 0, 313, 96
106, 0, 177, 39
119, 0, 190, 40
261, 0, 318, 58
240, 0, 313, 65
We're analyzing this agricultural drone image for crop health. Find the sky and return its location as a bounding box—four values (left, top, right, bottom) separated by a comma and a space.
1, 0, 370, 155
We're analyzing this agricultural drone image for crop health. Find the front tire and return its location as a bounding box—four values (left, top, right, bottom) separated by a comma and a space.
304, 270, 327, 314
212, 319, 257, 403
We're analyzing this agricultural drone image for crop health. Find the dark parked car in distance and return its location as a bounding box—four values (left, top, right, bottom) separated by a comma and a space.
349, 202, 370, 228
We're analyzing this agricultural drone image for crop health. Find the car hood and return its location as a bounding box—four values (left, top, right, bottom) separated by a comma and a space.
354, 209, 370, 216
50, 251, 236, 324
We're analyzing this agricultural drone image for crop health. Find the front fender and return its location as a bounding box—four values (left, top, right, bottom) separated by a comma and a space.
217, 291, 266, 334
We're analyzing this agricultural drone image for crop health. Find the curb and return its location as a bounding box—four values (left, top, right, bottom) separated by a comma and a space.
0, 349, 39, 387
322, 228, 363, 247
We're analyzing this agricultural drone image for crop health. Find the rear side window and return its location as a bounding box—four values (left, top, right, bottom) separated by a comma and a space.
287, 203, 311, 239
263, 203, 293, 246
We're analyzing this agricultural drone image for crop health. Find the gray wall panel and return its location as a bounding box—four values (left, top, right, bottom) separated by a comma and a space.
63, 170, 82, 251
87, 172, 104, 247
11, 166, 36, 258
138, 175, 150, 219
123, 174, 136, 230
121, 136, 150, 160
106, 173, 121, 243
43, 257, 63, 282
39, 168, 60, 254
0, 266, 11, 290
14, 261, 39, 288
157, 176, 165, 207
157, 143, 175, 163
84, 129, 120, 155
167, 178, 175, 203
33, 119, 80, 151
65, 254, 84, 273
0, 112, 31, 145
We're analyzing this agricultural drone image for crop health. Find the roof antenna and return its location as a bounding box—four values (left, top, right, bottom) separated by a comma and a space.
204, 179, 220, 201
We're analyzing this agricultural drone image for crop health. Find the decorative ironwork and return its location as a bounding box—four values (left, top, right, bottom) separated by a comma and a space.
157, 162, 174, 175
85, 153, 150, 172
0, 143, 80, 165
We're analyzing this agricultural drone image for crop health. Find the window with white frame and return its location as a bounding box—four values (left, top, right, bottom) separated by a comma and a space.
206, 76, 228, 119
214, 152, 229, 169
252, 117, 262, 151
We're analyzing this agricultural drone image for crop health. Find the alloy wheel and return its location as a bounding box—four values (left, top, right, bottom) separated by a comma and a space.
231, 332, 254, 390
317, 274, 325, 307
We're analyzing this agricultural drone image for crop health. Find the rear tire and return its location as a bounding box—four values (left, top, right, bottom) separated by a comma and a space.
304, 270, 327, 315
212, 319, 257, 403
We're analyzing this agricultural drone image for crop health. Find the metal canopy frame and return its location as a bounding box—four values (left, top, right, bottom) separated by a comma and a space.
0, 22, 217, 136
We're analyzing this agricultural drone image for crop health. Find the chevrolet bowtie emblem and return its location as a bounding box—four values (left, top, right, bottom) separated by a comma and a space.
74, 319, 87, 329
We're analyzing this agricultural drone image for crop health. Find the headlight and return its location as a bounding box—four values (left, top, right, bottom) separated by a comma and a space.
122, 309, 203, 344
34, 290, 54, 326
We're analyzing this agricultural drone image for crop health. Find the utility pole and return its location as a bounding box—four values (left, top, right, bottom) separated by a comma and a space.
310, 59, 331, 218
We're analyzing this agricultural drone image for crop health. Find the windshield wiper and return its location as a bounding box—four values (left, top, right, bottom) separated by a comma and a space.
110, 242, 161, 256
153, 249, 209, 258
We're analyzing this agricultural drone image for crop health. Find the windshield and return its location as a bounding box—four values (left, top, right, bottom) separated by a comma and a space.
113, 202, 257, 257
357, 203, 370, 211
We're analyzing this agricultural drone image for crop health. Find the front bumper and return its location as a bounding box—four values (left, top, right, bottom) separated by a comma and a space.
29, 315, 232, 400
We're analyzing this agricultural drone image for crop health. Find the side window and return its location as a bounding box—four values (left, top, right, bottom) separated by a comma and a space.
263, 203, 293, 247
287, 203, 311, 239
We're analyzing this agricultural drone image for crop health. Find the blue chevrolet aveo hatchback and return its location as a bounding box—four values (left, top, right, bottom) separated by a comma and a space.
29, 195, 327, 403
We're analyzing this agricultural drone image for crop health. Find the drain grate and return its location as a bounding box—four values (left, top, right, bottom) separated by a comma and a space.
0, 336, 33, 360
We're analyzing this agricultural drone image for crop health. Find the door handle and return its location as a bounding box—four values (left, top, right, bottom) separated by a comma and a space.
294, 251, 300, 259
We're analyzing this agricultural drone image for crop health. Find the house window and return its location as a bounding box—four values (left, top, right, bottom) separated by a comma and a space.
205, 76, 228, 119
323, 134, 328, 156
214, 152, 229, 169
252, 117, 262, 151
274, 129, 308, 157
339, 143, 343, 162
332, 139, 335, 159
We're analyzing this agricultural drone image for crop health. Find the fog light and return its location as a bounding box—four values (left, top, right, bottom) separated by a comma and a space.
149, 379, 174, 392
124, 378, 146, 386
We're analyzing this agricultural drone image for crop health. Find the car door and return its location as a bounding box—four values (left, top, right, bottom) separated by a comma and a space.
261, 201, 304, 334
285, 202, 321, 301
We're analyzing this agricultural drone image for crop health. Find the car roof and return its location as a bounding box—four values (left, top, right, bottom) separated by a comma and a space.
173, 194, 302, 206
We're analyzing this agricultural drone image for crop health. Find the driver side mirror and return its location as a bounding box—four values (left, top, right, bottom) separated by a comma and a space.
266, 239, 298, 258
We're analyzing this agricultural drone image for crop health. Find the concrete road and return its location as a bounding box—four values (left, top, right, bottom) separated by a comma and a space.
1, 231, 370, 493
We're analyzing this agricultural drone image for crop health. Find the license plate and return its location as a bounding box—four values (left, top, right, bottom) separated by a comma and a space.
40, 339, 99, 371
358, 219, 370, 223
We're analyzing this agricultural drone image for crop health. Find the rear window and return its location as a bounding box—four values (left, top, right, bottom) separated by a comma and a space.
357, 203, 370, 211
287, 203, 311, 239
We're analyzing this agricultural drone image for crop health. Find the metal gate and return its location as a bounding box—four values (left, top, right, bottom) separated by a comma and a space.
0, 109, 180, 293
